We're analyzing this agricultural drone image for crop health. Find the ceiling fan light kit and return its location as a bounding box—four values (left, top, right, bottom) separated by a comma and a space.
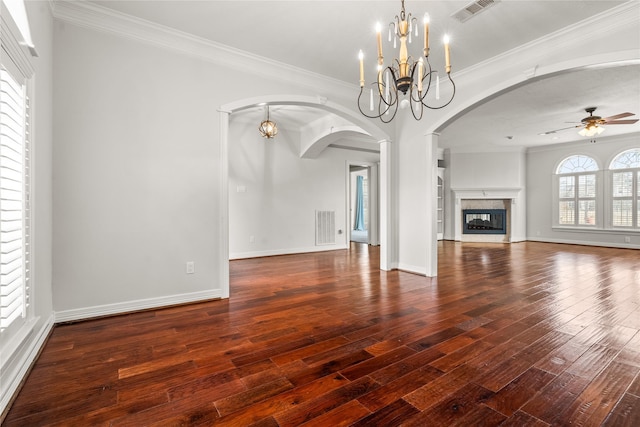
541, 107, 638, 140
357, 0, 456, 122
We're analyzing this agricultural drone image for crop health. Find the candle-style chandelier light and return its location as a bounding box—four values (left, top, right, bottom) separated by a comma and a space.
357, 0, 456, 122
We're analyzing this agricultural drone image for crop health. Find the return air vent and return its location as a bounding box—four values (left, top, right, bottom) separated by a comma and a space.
315, 210, 336, 245
452, 0, 500, 23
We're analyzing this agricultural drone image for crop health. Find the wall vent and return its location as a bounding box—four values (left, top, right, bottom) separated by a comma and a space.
316, 210, 336, 245
452, 0, 499, 23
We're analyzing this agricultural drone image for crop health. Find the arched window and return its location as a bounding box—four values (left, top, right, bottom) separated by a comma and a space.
556, 155, 598, 226
610, 149, 640, 228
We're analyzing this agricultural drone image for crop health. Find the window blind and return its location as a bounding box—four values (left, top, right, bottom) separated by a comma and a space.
0, 65, 29, 332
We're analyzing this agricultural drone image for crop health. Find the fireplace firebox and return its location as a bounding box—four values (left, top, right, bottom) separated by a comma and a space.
463, 209, 506, 234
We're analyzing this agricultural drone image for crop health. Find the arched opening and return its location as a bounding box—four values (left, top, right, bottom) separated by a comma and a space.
218, 96, 392, 298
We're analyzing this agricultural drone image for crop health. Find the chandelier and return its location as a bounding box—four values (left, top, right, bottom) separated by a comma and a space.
258, 105, 278, 139
357, 0, 455, 122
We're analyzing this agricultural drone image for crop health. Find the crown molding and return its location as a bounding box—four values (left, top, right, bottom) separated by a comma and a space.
526, 131, 640, 154
456, 1, 640, 79
50, 0, 356, 97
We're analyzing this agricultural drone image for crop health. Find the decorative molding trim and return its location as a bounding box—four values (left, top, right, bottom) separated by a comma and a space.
456, 1, 640, 80
0, 314, 54, 417
526, 132, 640, 154
50, 0, 355, 96
54, 290, 222, 323
230, 245, 348, 260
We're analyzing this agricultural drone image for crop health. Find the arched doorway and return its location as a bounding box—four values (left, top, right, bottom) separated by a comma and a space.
218, 96, 392, 298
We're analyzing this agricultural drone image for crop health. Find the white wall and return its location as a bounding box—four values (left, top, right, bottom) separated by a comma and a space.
51, 15, 375, 319
228, 118, 379, 259
449, 150, 525, 189
527, 133, 640, 248
1, 1, 54, 416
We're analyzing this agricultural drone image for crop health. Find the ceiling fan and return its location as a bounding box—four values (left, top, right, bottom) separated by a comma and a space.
540, 107, 638, 137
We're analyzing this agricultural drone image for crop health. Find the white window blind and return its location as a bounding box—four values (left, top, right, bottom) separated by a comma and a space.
556, 155, 598, 226
0, 64, 30, 332
610, 149, 640, 229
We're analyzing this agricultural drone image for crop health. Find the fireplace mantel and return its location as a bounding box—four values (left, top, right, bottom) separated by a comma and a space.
451, 188, 523, 242
451, 188, 522, 201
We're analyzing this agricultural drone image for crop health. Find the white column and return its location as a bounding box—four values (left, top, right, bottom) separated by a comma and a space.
425, 133, 439, 277
219, 109, 231, 298
379, 139, 393, 271
368, 162, 379, 246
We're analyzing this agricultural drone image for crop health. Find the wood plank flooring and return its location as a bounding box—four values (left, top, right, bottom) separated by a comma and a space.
4, 241, 640, 426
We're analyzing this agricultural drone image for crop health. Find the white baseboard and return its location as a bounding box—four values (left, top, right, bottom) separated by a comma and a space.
1, 314, 54, 417
229, 244, 348, 260
55, 289, 223, 323
396, 263, 427, 276
526, 237, 640, 250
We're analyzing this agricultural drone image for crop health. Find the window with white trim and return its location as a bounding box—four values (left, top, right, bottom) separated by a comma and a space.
556, 155, 598, 226
0, 57, 31, 334
610, 149, 640, 229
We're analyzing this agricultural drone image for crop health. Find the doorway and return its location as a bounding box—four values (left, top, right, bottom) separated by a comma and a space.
347, 162, 379, 246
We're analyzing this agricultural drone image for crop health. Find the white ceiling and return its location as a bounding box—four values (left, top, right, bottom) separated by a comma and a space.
85, 0, 639, 151
438, 64, 640, 150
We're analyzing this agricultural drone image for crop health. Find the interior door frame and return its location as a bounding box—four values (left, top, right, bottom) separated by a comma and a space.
346, 161, 379, 246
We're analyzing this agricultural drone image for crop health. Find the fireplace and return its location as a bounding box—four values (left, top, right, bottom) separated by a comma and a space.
463, 209, 506, 235
451, 188, 522, 243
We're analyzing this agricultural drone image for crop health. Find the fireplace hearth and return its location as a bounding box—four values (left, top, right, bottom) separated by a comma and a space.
463, 209, 506, 234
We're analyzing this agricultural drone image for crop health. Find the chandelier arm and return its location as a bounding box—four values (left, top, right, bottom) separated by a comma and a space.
357, 86, 390, 119
408, 60, 435, 104
379, 67, 400, 108
423, 57, 434, 94
423, 74, 456, 110
378, 100, 399, 123
357, 84, 399, 120
410, 96, 425, 120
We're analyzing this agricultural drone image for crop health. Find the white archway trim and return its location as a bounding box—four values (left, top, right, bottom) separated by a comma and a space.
221, 95, 391, 143
428, 56, 639, 136
218, 111, 230, 299
301, 128, 376, 159
429, 53, 640, 136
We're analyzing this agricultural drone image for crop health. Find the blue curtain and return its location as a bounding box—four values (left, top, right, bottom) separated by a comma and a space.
354, 175, 365, 231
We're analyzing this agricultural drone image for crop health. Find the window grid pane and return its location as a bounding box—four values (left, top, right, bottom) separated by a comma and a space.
613, 172, 633, 197
559, 176, 575, 199
559, 201, 575, 225
578, 200, 596, 225
612, 200, 633, 227
611, 149, 640, 169
557, 155, 598, 173
579, 174, 596, 198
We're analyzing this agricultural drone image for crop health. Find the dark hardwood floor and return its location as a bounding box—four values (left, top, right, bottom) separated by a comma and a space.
4, 241, 640, 426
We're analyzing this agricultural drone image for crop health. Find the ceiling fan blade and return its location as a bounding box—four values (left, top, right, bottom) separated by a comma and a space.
539, 124, 581, 135
602, 112, 635, 121
603, 119, 639, 125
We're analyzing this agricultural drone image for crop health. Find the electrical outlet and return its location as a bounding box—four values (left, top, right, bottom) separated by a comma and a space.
624, 236, 631, 243
249, 235, 255, 243
186, 261, 195, 274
